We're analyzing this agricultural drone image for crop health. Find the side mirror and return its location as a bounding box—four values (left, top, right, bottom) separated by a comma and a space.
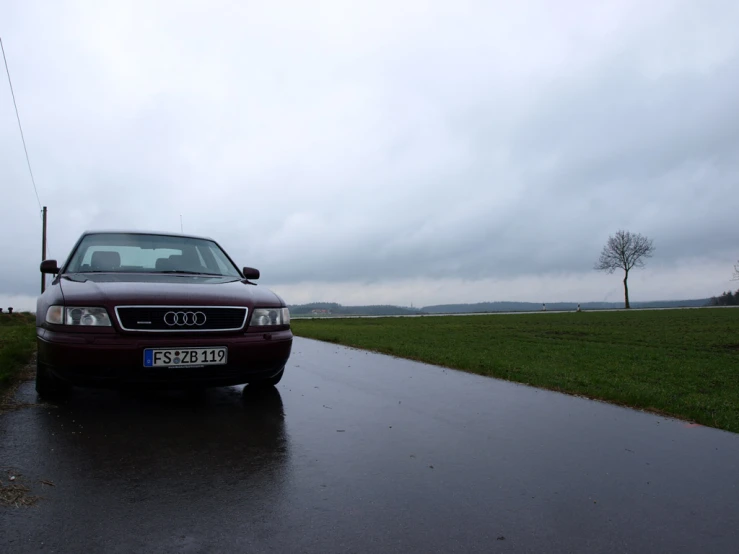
40, 260, 59, 274
242, 267, 260, 280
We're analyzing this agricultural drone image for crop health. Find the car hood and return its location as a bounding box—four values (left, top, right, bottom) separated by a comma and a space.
58, 274, 284, 307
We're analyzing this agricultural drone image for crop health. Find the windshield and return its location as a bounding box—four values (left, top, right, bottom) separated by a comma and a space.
64, 233, 242, 277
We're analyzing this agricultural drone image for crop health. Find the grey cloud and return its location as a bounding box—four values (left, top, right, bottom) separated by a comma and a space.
2, 1, 738, 303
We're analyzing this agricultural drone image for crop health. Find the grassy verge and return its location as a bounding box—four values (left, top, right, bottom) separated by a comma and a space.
0, 313, 36, 395
292, 308, 739, 433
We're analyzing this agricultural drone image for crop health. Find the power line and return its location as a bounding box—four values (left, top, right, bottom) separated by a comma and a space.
1, 37, 42, 212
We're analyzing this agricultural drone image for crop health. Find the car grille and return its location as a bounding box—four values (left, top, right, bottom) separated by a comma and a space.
115, 306, 248, 332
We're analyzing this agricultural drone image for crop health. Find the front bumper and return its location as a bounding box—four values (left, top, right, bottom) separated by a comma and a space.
37, 327, 292, 389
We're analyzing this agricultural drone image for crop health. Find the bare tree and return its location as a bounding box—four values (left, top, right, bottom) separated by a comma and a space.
595, 230, 655, 309
733, 260, 739, 281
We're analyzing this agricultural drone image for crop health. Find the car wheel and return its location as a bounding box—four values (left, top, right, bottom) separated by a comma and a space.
35, 361, 70, 401
250, 365, 284, 387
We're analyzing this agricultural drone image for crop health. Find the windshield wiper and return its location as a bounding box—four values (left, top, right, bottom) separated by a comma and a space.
157, 270, 226, 276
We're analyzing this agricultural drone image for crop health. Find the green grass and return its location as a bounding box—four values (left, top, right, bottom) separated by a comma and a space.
292, 308, 739, 433
0, 312, 36, 394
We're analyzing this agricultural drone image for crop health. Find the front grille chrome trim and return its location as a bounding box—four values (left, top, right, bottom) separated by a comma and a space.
114, 305, 248, 332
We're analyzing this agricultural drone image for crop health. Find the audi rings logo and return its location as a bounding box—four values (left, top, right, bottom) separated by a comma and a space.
164, 311, 207, 327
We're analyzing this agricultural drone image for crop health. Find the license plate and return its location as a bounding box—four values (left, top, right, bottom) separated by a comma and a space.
143, 347, 228, 367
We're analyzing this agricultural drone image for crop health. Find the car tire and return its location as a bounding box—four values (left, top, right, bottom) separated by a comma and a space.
250, 365, 284, 387
35, 361, 70, 401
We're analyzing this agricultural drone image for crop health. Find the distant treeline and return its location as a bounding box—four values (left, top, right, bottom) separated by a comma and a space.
289, 298, 713, 316
422, 299, 711, 313
288, 302, 423, 316
708, 290, 739, 306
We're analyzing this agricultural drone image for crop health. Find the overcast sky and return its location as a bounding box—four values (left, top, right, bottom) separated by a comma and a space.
2, 0, 738, 311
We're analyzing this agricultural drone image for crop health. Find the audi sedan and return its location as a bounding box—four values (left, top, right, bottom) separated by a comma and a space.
35, 230, 293, 399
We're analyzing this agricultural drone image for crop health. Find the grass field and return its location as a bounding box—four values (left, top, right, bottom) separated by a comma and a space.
0, 313, 36, 394
292, 308, 739, 433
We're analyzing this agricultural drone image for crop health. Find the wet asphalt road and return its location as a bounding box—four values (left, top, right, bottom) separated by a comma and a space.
1, 337, 739, 553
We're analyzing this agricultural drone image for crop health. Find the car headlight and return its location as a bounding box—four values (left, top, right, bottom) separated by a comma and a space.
45, 306, 112, 326
45, 306, 64, 325
250, 307, 290, 327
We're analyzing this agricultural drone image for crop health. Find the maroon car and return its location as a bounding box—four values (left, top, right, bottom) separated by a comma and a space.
36, 230, 292, 399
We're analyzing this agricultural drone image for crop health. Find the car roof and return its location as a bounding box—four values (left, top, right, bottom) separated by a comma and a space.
80, 230, 216, 241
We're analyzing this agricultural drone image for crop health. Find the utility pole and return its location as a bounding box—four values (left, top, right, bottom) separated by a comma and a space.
41, 206, 47, 293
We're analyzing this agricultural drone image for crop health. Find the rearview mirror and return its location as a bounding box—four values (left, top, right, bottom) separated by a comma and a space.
242, 267, 260, 280
40, 260, 59, 274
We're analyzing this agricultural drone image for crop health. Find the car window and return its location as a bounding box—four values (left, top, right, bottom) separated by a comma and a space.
65, 233, 242, 277
195, 248, 207, 267
80, 246, 181, 269
208, 245, 235, 275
